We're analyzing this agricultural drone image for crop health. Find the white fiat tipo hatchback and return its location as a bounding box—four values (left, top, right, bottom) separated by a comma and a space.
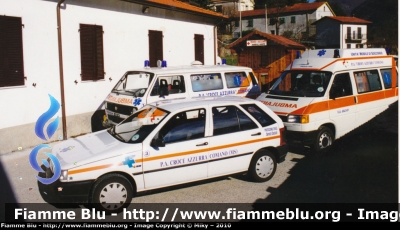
38, 96, 287, 213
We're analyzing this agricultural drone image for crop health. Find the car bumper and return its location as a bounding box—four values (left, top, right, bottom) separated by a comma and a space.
37, 167, 94, 204
286, 130, 319, 147
276, 145, 288, 163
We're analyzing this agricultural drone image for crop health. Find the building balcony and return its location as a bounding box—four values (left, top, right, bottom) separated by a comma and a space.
345, 33, 367, 43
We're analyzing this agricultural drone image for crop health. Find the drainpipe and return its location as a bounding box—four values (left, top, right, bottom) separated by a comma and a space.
214, 25, 216, 65
57, 0, 67, 140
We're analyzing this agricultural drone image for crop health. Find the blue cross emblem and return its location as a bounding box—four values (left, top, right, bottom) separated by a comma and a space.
317, 49, 327, 57
122, 156, 136, 168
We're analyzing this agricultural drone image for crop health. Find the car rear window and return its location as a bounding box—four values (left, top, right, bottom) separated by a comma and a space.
239, 104, 276, 127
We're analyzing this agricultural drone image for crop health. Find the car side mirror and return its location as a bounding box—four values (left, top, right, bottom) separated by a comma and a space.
151, 137, 165, 148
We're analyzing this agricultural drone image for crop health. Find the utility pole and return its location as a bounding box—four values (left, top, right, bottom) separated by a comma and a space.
265, 4, 268, 33
239, 0, 242, 38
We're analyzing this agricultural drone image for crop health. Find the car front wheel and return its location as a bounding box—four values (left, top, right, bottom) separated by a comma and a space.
90, 173, 134, 214
248, 150, 277, 182
313, 126, 334, 153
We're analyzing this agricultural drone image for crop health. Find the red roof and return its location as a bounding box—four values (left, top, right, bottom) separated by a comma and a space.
314, 16, 372, 24
225, 30, 306, 50
235, 2, 330, 18
138, 0, 227, 18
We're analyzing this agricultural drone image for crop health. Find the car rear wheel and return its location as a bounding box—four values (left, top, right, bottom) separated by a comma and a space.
248, 150, 277, 182
90, 173, 133, 214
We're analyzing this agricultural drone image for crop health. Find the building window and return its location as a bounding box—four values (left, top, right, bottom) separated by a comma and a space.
270, 30, 275, 35
357, 27, 362, 39
0, 15, 25, 87
79, 24, 104, 81
346, 27, 351, 39
235, 20, 239, 27
347, 44, 351, 48
247, 19, 253, 27
215, 5, 222, 13
291, 16, 296, 23
279, 18, 286, 23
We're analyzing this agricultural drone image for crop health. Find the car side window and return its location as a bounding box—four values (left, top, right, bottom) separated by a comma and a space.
380, 68, 394, 89
225, 72, 250, 88
353, 70, 382, 93
329, 73, 353, 99
212, 105, 258, 136
239, 104, 276, 127
160, 109, 205, 144
150, 75, 185, 96
190, 73, 223, 92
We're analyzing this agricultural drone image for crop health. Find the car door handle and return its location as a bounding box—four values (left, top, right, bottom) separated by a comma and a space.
196, 142, 208, 146
251, 132, 261, 136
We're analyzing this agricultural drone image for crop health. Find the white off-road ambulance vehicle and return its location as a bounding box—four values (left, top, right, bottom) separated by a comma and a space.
256, 48, 398, 153
102, 61, 261, 128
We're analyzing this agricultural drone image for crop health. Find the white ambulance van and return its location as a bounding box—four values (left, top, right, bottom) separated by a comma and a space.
102, 61, 261, 128
256, 48, 398, 153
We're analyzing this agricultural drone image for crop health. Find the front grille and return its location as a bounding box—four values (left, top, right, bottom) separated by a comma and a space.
108, 115, 125, 124
106, 102, 135, 115
278, 115, 288, 122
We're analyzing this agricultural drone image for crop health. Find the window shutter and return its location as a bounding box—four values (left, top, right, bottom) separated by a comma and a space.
95, 26, 104, 80
80, 24, 104, 81
194, 34, 204, 64
0, 16, 24, 87
148, 30, 163, 67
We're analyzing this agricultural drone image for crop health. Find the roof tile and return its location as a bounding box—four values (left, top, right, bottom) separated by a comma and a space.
318, 16, 372, 24
236, 2, 327, 18
143, 0, 227, 18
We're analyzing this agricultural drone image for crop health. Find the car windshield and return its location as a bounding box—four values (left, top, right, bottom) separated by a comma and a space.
111, 71, 154, 97
267, 71, 332, 97
108, 105, 169, 143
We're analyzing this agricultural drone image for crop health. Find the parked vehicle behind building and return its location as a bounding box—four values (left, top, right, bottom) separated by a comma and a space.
256, 48, 398, 153
38, 96, 287, 213
102, 61, 261, 128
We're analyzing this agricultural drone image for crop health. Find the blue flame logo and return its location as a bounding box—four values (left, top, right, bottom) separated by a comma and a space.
29, 94, 62, 185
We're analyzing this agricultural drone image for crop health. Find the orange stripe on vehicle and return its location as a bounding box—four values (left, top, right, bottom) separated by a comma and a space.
385, 88, 398, 97
236, 87, 248, 94
69, 164, 113, 175
290, 56, 391, 71
357, 91, 385, 104
328, 96, 356, 110
281, 89, 397, 115
67, 136, 280, 175
141, 136, 278, 162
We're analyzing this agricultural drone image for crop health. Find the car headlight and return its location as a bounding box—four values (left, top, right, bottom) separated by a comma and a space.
59, 170, 68, 181
287, 114, 309, 123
